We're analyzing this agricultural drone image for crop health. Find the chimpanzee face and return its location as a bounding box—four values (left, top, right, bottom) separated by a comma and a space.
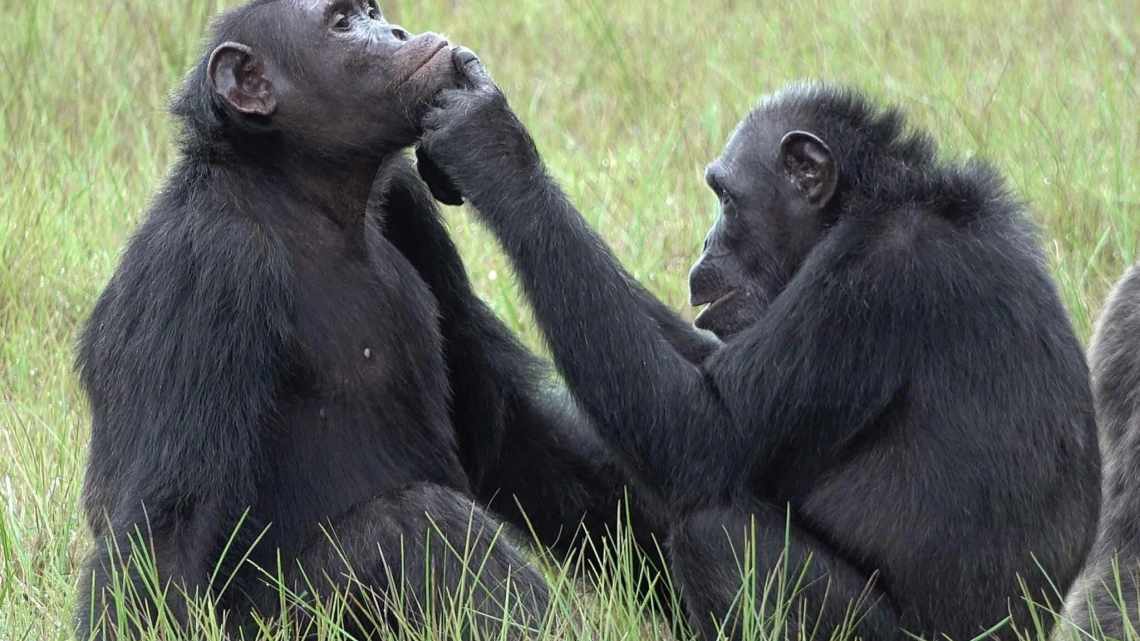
207, 0, 461, 154
688, 114, 838, 339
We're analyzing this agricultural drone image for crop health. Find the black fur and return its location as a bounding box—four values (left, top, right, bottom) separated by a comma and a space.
418, 75, 1101, 640
75, 3, 662, 639
1064, 264, 1140, 637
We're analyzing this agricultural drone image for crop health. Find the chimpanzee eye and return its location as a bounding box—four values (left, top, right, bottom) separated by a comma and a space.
368, 7, 382, 20
708, 177, 734, 208
332, 13, 351, 30
719, 193, 736, 214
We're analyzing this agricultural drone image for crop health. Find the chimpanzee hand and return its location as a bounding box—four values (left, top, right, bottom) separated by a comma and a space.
415, 47, 544, 209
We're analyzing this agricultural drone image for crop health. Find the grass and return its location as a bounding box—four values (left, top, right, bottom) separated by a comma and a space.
0, 0, 1136, 639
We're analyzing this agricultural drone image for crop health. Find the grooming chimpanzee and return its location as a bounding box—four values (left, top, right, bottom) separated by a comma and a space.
76, 2, 663, 639
1063, 264, 1140, 638
416, 57, 1102, 640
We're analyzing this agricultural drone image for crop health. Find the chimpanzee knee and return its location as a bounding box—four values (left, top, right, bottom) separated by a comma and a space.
669, 503, 900, 641
290, 483, 548, 640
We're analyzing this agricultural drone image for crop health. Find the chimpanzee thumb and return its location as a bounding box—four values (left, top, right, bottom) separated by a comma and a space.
451, 46, 491, 90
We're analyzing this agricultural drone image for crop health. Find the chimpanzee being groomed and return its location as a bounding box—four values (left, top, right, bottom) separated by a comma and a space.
1063, 264, 1140, 638
417, 58, 1102, 641
76, 2, 663, 639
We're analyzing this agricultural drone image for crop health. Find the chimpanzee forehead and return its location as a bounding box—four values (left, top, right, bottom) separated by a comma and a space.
720, 114, 784, 171
296, 0, 363, 10
293, 0, 331, 15
244, 0, 334, 41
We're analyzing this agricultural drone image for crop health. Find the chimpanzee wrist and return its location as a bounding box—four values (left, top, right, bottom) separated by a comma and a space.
448, 131, 545, 206
463, 159, 551, 215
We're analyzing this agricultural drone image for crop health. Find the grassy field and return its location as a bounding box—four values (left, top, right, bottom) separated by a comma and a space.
1, 0, 1137, 639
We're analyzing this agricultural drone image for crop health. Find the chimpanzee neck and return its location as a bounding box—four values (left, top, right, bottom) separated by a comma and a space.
214, 140, 395, 230
289, 156, 382, 228
273, 149, 389, 228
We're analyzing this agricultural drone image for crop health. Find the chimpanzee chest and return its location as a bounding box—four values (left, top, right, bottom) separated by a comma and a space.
294, 237, 448, 409
254, 226, 464, 558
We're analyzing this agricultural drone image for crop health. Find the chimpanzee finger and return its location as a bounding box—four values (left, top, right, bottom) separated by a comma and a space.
427, 87, 464, 113
450, 46, 492, 89
415, 145, 464, 206
421, 91, 461, 132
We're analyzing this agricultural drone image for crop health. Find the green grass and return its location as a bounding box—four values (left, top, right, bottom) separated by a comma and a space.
1, 0, 1137, 639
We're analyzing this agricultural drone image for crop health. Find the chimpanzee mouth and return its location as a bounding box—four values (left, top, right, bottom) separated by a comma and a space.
396, 40, 451, 88
693, 290, 738, 322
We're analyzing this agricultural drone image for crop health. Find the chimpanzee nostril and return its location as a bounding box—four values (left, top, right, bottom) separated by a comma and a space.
390, 26, 410, 41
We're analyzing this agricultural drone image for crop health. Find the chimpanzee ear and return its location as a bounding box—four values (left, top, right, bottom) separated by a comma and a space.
779, 130, 837, 208
207, 42, 277, 117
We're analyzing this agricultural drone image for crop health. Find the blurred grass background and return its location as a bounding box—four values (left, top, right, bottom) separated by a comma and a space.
0, 0, 1136, 638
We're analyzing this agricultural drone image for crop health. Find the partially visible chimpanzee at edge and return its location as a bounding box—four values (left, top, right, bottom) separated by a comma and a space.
416, 59, 1102, 640
75, 2, 665, 639
1063, 264, 1140, 638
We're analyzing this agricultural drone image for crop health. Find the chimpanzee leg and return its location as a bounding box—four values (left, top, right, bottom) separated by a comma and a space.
287, 483, 549, 640
479, 389, 675, 603
669, 502, 901, 641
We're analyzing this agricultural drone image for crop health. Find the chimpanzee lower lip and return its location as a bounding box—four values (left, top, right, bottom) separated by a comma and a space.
396, 40, 450, 87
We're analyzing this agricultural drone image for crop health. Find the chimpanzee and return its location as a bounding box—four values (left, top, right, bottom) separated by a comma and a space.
1063, 264, 1140, 638
75, 2, 665, 639
416, 57, 1102, 641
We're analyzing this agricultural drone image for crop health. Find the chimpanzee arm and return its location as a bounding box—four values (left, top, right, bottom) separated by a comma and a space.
376, 157, 668, 554
76, 212, 292, 637
373, 156, 510, 487
414, 149, 721, 366
706, 227, 924, 477
418, 75, 737, 508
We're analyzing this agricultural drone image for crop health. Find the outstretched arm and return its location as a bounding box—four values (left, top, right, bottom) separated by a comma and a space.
76, 215, 291, 638
418, 58, 735, 508
415, 148, 721, 366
